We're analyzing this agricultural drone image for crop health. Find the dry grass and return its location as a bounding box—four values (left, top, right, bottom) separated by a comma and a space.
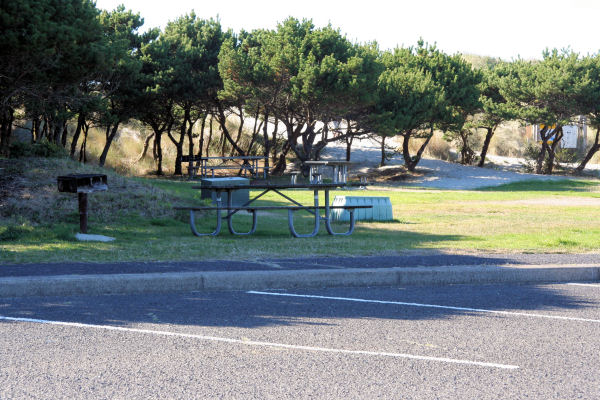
399, 123, 528, 164
488, 121, 528, 157
80, 118, 267, 177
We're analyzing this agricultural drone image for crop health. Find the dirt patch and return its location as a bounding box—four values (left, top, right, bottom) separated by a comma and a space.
361, 166, 423, 183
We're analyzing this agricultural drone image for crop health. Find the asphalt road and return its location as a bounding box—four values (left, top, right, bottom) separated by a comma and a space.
1, 283, 600, 399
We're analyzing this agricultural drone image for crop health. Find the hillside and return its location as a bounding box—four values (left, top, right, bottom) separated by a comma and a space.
0, 156, 185, 241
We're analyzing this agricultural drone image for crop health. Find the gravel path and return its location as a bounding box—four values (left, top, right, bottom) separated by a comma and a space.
320, 137, 579, 189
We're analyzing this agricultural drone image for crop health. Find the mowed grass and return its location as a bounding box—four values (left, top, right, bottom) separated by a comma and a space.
2, 174, 600, 264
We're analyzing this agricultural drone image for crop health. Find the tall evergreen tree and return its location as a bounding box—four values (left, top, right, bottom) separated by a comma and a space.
0, 0, 104, 154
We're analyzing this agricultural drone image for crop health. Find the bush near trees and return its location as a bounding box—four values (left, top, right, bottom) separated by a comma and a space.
3, 1, 600, 176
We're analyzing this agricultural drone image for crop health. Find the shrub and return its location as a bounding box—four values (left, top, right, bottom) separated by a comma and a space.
9, 139, 68, 158
521, 143, 539, 173
0, 224, 31, 241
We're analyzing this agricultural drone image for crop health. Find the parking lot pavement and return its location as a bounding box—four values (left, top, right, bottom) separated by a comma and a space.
1, 283, 599, 399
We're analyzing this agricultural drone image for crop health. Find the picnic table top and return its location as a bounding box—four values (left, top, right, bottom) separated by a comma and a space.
181, 155, 267, 161
192, 182, 365, 190
303, 160, 355, 166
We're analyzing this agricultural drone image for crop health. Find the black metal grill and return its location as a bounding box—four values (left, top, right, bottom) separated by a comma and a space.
57, 174, 108, 193
57, 174, 108, 234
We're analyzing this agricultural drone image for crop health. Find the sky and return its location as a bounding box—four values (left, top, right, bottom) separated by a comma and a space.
94, 0, 600, 60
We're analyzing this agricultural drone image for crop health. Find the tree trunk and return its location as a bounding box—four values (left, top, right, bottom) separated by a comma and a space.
197, 114, 207, 158
230, 106, 245, 157
576, 127, 600, 172
545, 127, 563, 175
535, 127, 550, 174
60, 121, 68, 148
246, 108, 261, 156
217, 103, 246, 156
271, 140, 292, 175
0, 106, 14, 156
207, 115, 213, 157
138, 132, 155, 162
271, 117, 279, 164
262, 110, 270, 171
187, 114, 194, 160
32, 117, 41, 143
345, 126, 354, 161
155, 131, 163, 175
478, 126, 495, 167
169, 110, 189, 176
380, 135, 387, 167
403, 128, 433, 172
149, 122, 166, 176
79, 122, 89, 163
99, 123, 120, 167
51, 122, 62, 145
458, 130, 474, 165
41, 116, 49, 141
70, 113, 86, 157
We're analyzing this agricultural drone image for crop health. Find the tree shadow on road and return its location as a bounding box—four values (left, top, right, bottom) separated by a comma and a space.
0, 282, 597, 330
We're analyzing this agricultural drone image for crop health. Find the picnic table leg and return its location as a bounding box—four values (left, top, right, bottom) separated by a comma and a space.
288, 189, 320, 238
226, 188, 258, 235
324, 189, 356, 235
189, 191, 223, 236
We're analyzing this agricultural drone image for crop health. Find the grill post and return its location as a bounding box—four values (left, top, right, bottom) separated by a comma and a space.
57, 174, 107, 236
78, 192, 88, 234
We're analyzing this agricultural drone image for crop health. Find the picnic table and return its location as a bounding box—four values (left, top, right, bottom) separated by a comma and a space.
181, 155, 268, 179
304, 160, 354, 184
175, 182, 371, 238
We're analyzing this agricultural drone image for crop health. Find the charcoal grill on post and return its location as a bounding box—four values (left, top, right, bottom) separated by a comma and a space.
57, 174, 107, 234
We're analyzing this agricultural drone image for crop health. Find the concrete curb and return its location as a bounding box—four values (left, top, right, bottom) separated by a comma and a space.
1, 264, 599, 298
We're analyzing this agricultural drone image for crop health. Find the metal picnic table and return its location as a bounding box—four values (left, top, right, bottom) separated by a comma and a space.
200, 156, 268, 179
181, 155, 268, 179
177, 182, 370, 238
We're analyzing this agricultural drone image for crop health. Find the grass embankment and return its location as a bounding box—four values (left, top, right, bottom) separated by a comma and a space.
1, 157, 600, 264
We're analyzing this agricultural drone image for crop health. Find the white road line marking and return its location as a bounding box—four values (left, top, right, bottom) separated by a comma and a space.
0, 314, 518, 370
566, 283, 600, 288
247, 291, 600, 324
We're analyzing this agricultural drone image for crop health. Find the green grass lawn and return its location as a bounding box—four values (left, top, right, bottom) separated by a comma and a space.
2, 176, 600, 264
